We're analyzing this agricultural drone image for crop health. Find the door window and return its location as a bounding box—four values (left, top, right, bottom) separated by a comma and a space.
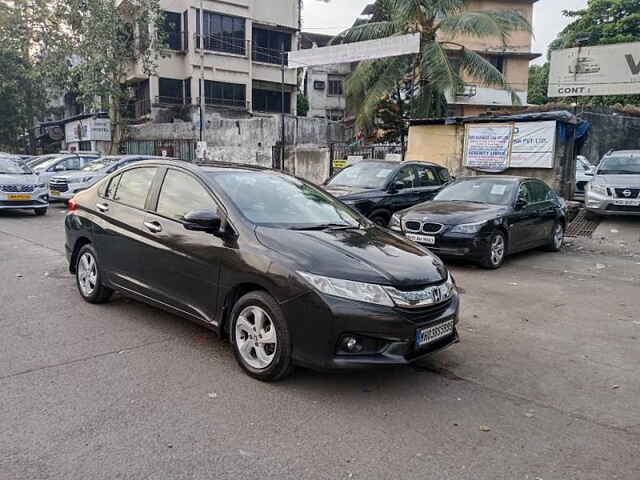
53, 157, 80, 171
529, 181, 551, 203
113, 167, 157, 209
517, 183, 533, 205
394, 166, 416, 189
156, 169, 217, 221
414, 166, 439, 187
103, 173, 122, 199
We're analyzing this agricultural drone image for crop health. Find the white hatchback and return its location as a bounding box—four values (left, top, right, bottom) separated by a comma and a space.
0, 156, 49, 215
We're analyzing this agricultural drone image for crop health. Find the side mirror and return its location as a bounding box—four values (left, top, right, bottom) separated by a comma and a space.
389, 181, 405, 192
183, 209, 222, 233
585, 168, 595, 176
515, 199, 528, 210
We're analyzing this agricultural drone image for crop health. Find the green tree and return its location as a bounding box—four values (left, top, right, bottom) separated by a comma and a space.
61, 0, 164, 153
548, 0, 640, 106
297, 94, 309, 117
333, 0, 531, 129
527, 63, 549, 105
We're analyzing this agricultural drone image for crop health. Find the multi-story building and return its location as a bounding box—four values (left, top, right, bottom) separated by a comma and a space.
119, 0, 301, 121
300, 32, 349, 122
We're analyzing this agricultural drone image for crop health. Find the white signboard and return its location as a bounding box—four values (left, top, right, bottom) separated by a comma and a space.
463, 124, 514, 172
548, 42, 640, 97
65, 118, 112, 143
288, 33, 421, 69
511, 121, 557, 169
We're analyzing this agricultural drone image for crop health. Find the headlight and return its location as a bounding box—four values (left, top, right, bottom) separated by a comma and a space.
389, 213, 402, 232
298, 272, 394, 307
384, 272, 457, 308
450, 221, 486, 234
81, 176, 95, 183
588, 183, 608, 196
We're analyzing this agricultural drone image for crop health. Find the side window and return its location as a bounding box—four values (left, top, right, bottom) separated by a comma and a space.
104, 173, 122, 199
113, 167, 157, 209
439, 168, 451, 183
395, 166, 416, 189
80, 157, 95, 166
529, 181, 549, 203
414, 166, 439, 187
156, 170, 217, 221
517, 182, 533, 204
63, 157, 81, 170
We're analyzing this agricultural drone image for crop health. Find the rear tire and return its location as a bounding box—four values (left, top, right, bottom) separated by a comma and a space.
230, 291, 293, 382
34, 207, 47, 216
370, 214, 389, 227
479, 231, 506, 269
75, 244, 113, 304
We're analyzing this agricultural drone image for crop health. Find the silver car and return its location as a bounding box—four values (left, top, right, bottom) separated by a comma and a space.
31, 153, 100, 187
585, 150, 640, 217
0, 156, 49, 215
49, 155, 161, 201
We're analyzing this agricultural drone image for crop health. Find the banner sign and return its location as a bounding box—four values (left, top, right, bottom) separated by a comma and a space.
65, 118, 112, 143
463, 124, 514, 172
511, 121, 557, 169
548, 42, 640, 97
288, 33, 421, 69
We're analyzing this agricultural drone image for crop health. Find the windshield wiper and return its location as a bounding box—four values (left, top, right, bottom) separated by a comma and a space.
290, 223, 360, 231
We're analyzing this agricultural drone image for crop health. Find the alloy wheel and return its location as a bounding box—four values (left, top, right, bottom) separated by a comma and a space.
491, 234, 505, 266
235, 306, 278, 370
554, 224, 564, 249
77, 252, 98, 297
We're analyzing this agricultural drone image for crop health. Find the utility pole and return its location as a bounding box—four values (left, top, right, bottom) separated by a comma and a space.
199, 0, 205, 142
280, 48, 286, 171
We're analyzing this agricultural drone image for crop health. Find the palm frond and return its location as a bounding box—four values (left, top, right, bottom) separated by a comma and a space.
332, 21, 400, 44
420, 40, 463, 93
437, 9, 531, 46
459, 48, 522, 105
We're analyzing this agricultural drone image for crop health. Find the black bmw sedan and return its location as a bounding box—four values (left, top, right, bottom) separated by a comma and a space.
65, 160, 459, 381
389, 176, 566, 269
324, 160, 452, 226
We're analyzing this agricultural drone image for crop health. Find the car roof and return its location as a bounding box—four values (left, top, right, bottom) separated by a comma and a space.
456, 175, 538, 182
604, 150, 640, 157
347, 160, 444, 168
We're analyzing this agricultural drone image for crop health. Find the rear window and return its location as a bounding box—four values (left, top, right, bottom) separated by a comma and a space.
112, 168, 157, 209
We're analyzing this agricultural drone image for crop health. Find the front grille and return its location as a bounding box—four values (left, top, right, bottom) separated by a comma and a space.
49, 180, 69, 192
401, 298, 454, 323
405, 221, 422, 232
422, 223, 444, 234
0, 184, 35, 193
606, 205, 640, 212
614, 188, 640, 199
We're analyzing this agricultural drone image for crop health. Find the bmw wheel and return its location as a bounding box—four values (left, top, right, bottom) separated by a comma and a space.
480, 231, 506, 269
75, 244, 113, 304
546, 222, 564, 252
230, 291, 293, 382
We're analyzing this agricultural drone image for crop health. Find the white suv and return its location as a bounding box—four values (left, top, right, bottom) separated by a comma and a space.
586, 150, 640, 217
0, 155, 49, 215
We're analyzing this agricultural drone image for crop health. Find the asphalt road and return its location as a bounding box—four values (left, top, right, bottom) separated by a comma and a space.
1, 205, 639, 480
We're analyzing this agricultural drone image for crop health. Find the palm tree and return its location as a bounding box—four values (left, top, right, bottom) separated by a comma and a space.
333, 0, 532, 130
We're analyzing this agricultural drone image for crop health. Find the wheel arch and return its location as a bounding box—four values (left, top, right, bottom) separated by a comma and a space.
69, 236, 92, 274
368, 208, 392, 225
219, 282, 271, 337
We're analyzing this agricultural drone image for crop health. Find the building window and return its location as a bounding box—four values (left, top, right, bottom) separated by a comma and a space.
196, 10, 245, 55
328, 76, 344, 96
326, 109, 344, 122
162, 11, 183, 50
158, 78, 185, 105
203, 81, 246, 108
253, 89, 291, 114
485, 55, 505, 73
313, 81, 325, 90
252, 26, 291, 65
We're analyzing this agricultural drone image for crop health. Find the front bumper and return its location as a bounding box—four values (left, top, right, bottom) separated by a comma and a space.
397, 229, 491, 261
585, 192, 640, 216
0, 190, 49, 209
281, 290, 460, 371
49, 183, 89, 201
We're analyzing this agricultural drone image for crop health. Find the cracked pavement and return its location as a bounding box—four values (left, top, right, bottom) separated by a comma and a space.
1, 205, 639, 479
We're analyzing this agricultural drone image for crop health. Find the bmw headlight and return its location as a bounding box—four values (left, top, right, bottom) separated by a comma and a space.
588, 183, 608, 196
450, 221, 486, 234
389, 213, 402, 232
298, 272, 394, 307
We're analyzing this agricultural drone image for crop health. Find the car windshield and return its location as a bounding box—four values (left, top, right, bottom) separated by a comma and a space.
33, 156, 67, 172
0, 157, 32, 174
28, 154, 60, 168
81, 157, 119, 172
327, 162, 396, 189
209, 171, 362, 229
598, 156, 640, 175
434, 178, 516, 206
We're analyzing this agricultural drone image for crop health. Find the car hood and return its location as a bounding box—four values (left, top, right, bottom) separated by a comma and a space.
594, 174, 640, 187
256, 226, 446, 287
55, 171, 105, 182
324, 185, 380, 198
401, 201, 510, 225
0, 173, 39, 185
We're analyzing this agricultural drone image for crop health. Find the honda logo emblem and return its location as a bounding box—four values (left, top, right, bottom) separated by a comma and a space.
623, 189, 632, 197
432, 287, 442, 303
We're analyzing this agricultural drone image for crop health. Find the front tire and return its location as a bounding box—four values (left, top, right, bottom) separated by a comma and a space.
370, 214, 389, 227
230, 291, 293, 382
480, 231, 506, 269
75, 244, 113, 304
545, 221, 564, 252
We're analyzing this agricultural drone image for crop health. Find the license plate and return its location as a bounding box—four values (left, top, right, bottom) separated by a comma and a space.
614, 199, 640, 206
416, 319, 455, 347
50, 190, 60, 196
406, 233, 436, 245
7, 193, 32, 200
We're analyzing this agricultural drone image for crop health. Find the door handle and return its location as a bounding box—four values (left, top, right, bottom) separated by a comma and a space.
96, 202, 109, 213
144, 221, 163, 233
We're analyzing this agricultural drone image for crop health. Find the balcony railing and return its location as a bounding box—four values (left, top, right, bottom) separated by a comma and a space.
155, 96, 192, 106
252, 46, 287, 65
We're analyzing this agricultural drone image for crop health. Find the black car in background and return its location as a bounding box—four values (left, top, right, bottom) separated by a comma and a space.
65, 160, 460, 381
324, 161, 453, 226
389, 176, 566, 269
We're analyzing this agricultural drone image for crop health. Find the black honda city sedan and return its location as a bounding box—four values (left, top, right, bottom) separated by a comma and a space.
389, 176, 566, 269
324, 160, 452, 226
65, 160, 459, 381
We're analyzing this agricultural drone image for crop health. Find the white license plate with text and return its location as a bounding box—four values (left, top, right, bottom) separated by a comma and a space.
614, 199, 640, 206
416, 319, 455, 347
406, 233, 436, 245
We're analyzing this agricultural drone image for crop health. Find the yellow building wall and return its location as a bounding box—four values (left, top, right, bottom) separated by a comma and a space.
406, 125, 465, 173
